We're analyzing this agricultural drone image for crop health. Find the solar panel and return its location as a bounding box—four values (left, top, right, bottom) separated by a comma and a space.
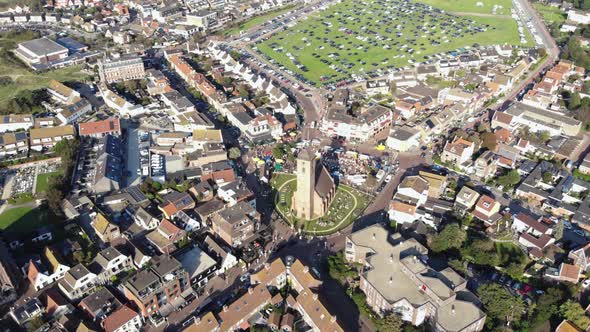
127, 186, 147, 202
15, 132, 27, 140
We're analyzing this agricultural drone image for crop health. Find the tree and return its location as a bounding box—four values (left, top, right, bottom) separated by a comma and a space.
496, 170, 521, 188
478, 283, 525, 324
28, 316, 44, 332
542, 171, 553, 183
428, 224, 466, 253
481, 132, 498, 151
570, 92, 582, 110
461, 238, 501, 266
529, 288, 566, 328
228, 147, 241, 160
561, 301, 590, 330
380, 312, 403, 332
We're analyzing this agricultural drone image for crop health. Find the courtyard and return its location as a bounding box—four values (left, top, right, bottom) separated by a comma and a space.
255, 0, 531, 86
271, 174, 370, 235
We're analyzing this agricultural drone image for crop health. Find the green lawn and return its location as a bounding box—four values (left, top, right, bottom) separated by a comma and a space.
271, 173, 370, 235
35, 171, 60, 193
255, 0, 530, 86
533, 2, 567, 25
416, 0, 513, 15
0, 205, 57, 235
224, 4, 301, 36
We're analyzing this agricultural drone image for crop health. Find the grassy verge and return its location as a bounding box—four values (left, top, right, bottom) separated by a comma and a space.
533, 2, 567, 25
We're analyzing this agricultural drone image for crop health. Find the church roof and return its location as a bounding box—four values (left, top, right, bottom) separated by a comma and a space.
315, 164, 335, 199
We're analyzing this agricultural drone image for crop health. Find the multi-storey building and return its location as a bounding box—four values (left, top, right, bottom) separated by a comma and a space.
79, 118, 122, 138
320, 104, 393, 142
345, 225, 486, 332
0, 132, 28, 158
29, 125, 75, 151
211, 201, 258, 247
58, 264, 98, 301
123, 255, 188, 317
0, 114, 34, 133
98, 56, 145, 83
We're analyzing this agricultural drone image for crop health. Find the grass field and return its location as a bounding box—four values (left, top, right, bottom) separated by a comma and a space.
224, 4, 301, 36
35, 171, 60, 193
0, 31, 90, 107
0, 63, 88, 106
256, 0, 530, 86
533, 2, 567, 25
0, 205, 58, 235
271, 173, 370, 235
417, 0, 513, 15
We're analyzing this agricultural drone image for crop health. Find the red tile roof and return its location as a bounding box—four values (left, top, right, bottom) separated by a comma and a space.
79, 118, 121, 136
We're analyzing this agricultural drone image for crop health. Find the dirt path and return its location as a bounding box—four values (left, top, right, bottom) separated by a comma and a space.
452, 12, 512, 18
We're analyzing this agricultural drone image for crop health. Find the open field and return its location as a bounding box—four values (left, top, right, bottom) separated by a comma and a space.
533, 2, 567, 25
256, 0, 530, 86
0, 63, 88, 106
0, 31, 90, 108
271, 173, 370, 235
416, 0, 513, 15
224, 4, 301, 36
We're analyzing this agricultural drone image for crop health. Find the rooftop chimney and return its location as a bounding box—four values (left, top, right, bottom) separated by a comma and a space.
303, 266, 309, 273
195, 317, 201, 324
372, 233, 376, 240
313, 293, 318, 301
331, 315, 337, 323
451, 305, 455, 315
264, 263, 270, 270
389, 276, 393, 284
223, 305, 228, 312
248, 287, 253, 294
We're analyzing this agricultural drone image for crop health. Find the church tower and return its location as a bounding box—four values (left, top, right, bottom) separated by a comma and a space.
292, 148, 316, 220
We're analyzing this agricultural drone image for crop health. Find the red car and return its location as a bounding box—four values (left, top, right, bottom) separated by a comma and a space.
519, 284, 532, 295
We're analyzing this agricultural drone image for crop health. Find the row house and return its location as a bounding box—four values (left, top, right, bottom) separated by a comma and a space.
29, 125, 75, 151
0, 113, 33, 133
0, 131, 28, 158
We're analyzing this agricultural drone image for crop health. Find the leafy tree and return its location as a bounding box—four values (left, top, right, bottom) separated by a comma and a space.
272, 144, 286, 159
570, 92, 582, 110
478, 283, 525, 324
480, 132, 498, 151
228, 147, 241, 160
462, 238, 501, 266
380, 312, 403, 332
561, 300, 590, 330
529, 288, 565, 328
27, 316, 44, 332
428, 224, 466, 253
496, 170, 521, 188
542, 171, 553, 183
327, 252, 358, 285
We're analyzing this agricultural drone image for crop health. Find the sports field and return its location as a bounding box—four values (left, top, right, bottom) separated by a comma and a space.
256, 0, 531, 86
